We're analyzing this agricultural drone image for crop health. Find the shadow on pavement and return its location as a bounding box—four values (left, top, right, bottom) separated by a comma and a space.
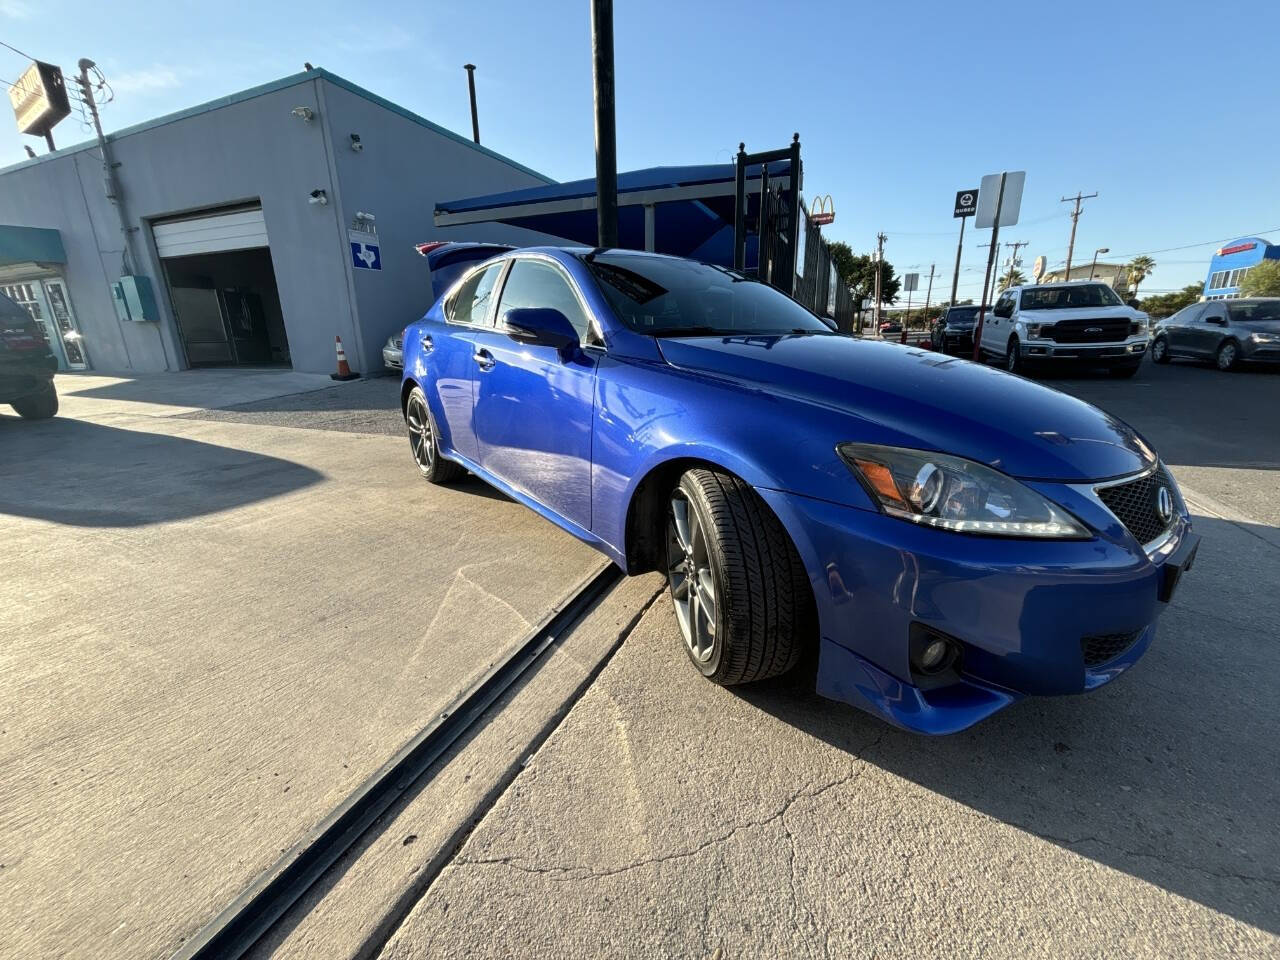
737, 512, 1280, 935
0, 417, 323, 526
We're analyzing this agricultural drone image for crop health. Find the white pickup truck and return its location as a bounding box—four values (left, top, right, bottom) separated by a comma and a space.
978, 282, 1150, 378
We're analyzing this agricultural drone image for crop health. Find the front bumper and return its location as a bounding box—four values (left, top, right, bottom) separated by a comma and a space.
383, 345, 404, 370
940, 328, 975, 352
757, 482, 1198, 735
1019, 336, 1148, 363
1242, 338, 1280, 362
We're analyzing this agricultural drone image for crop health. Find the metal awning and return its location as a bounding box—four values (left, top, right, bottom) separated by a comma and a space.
0, 224, 65, 267
433, 161, 792, 262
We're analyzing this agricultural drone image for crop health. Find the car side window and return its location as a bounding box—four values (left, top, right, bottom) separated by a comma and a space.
447, 262, 505, 326
1170, 304, 1202, 325
994, 294, 1013, 318
496, 259, 594, 340
1200, 305, 1226, 324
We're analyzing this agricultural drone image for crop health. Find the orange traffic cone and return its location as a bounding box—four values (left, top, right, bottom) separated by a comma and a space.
330, 335, 360, 381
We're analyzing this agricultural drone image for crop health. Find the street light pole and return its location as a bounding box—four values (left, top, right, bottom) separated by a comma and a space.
1089, 247, 1109, 281
590, 0, 618, 248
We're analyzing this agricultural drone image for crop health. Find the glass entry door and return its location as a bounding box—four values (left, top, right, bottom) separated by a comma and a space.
0, 278, 89, 370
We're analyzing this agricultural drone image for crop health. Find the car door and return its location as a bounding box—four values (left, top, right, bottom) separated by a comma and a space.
470, 256, 599, 531
1162, 303, 1202, 356
1192, 303, 1229, 357
984, 293, 1011, 351
422, 259, 506, 463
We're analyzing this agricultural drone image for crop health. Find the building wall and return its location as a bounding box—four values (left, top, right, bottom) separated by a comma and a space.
316, 78, 564, 376
1039, 263, 1131, 293
0, 70, 561, 375
1203, 237, 1279, 300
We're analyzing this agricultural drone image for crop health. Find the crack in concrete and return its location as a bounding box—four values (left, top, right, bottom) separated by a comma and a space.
455, 728, 890, 886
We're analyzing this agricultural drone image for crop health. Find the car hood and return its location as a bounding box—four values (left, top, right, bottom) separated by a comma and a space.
656, 334, 1155, 482
1020, 305, 1138, 322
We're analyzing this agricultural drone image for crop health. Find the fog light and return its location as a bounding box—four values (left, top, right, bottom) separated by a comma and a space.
919, 638, 949, 670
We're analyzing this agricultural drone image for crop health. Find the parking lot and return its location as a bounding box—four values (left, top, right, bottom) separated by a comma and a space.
2, 358, 1277, 960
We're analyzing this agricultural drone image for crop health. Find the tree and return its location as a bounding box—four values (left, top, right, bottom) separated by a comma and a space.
1240, 259, 1280, 297
827, 242, 899, 332
998, 268, 1027, 292
1126, 255, 1156, 299
1139, 283, 1203, 318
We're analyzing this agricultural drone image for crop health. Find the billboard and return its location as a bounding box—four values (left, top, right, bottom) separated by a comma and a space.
9, 61, 71, 138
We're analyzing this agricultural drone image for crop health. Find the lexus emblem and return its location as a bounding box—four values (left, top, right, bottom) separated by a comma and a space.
1085, 326, 1103, 334
1156, 486, 1173, 523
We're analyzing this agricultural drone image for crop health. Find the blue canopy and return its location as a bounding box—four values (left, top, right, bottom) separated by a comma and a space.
434, 161, 795, 265
0, 224, 65, 267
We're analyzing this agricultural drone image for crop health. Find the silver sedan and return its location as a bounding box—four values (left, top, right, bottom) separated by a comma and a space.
383, 331, 404, 371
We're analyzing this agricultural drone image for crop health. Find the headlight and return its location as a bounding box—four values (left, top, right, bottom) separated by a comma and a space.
837, 443, 1089, 539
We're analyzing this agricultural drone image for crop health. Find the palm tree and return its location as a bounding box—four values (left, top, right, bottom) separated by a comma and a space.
998, 268, 1027, 292
1127, 255, 1156, 298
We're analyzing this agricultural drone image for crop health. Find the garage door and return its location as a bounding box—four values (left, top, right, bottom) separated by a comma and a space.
153, 207, 268, 259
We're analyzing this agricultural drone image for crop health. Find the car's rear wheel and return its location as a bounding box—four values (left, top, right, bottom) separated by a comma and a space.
11, 382, 57, 419
1151, 335, 1171, 364
1215, 340, 1240, 372
406, 385, 465, 483
666, 468, 813, 685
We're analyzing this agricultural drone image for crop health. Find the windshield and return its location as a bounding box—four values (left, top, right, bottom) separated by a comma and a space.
583, 254, 835, 337
946, 306, 980, 323
1019, 284, 1123, 310
1227, 300, 1280, 325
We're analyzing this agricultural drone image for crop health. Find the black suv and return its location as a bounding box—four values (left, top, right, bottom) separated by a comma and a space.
0, 290, 59, 418
930, 305, 982, 355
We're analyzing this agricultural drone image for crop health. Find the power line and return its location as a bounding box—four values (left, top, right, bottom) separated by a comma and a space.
0, 38, 37, 60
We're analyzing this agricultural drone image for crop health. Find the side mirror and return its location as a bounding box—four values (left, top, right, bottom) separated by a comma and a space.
500, 307, 580, 357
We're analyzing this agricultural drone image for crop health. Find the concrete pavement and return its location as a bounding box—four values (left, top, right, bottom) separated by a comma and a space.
378, 497, 1280, 960
0, 372, 604, 960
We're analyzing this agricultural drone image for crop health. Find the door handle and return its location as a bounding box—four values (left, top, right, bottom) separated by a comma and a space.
472, 348, 495, 371
420, 334, 433, 352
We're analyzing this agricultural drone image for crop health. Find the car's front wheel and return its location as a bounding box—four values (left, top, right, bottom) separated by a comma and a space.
11, 382, 57, 419
1005, 337, 1023, 374
666, 468, 813, 685
1215, 340, 1241, 372
1151, 335, 1171, 364
405, 385, 465, 483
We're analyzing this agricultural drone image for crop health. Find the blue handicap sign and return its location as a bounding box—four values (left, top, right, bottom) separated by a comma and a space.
350, 240, 381, 270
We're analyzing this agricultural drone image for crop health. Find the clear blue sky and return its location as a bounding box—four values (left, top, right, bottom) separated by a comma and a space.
4, 0, 1278, 298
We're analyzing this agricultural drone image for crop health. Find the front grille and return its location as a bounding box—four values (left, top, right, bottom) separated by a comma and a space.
1096, 465, 1175, 545
1081, 630, 1142, 667
1046, 318, 1131, 343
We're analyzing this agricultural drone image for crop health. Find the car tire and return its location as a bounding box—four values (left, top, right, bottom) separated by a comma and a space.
405, 385, 465, 484
666, 468, 814, 686
1151, 335, 1171, 364
1215, 340, 1241, 372
1004, 337, 1022, 374
1109, 362, 1141, 379
11, 382, 57, 419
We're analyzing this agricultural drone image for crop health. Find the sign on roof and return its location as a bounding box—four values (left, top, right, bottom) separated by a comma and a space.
8, 61, 70, 138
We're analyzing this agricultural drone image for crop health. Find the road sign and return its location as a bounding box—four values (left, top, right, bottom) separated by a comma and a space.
975, 171, 1026, 229
350, 240, 381, 270
903, 273, 919, 292
953, 189, 978, 218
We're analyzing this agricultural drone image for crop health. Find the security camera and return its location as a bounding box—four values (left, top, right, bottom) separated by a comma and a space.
350, 133, 363, 152
308, 189, 328, 206
291, 106, 315, 122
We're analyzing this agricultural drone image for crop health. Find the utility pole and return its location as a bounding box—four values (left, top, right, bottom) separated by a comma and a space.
75, 59, 135, 275
590, 0, 618, 248
922, 262, 936, 326
1060, 191, 1097, 283
463, 64, 480, 143
873, 232, 886, 333
1003, 239, 1029, 289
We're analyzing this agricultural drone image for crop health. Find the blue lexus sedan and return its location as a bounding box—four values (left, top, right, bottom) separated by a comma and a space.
400, 247, 1199, 734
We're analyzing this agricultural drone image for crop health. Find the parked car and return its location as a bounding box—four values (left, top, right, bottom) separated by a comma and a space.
1151, 297, 1280, 370
930, 304, 982, 355
383, 331, 404, 371
400, 248, 1198, 734
878, 320, 902, 337
978, 282, 1150, 377
0, 290, 59, 419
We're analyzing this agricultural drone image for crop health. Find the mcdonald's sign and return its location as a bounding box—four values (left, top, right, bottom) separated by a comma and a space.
809, 194, 835, 226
